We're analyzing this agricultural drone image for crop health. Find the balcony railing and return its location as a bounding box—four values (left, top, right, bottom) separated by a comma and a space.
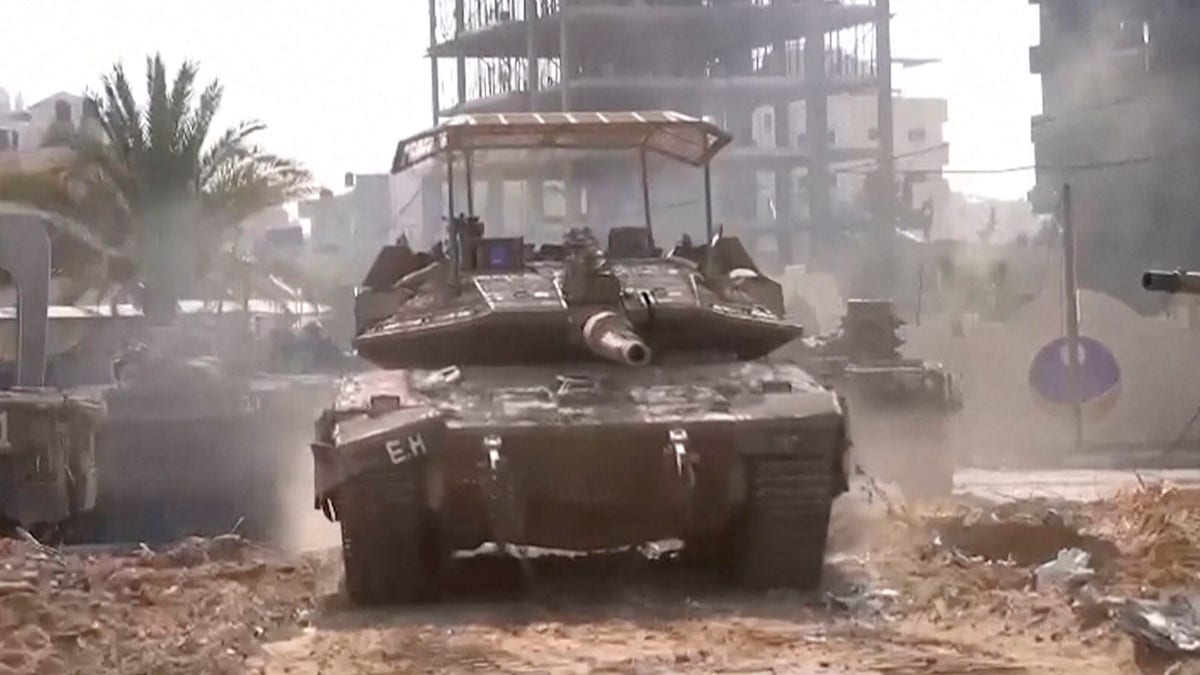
438, 56, 564, 112
752, 0, 876, 7
750, 28, 878, 81
435, 0, 567, 43
435, 0, 874, 44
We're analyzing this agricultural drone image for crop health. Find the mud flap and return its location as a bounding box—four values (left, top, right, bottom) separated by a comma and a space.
313, 407, 446, 521
482, 434, 525, 554
67, 427, 97, 515
312, 441, 341, 520
2, 424, 71, 528
662, 427, 697, 525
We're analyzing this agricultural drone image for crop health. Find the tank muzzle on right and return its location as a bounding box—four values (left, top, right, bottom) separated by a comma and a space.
1143, 269, 1200, 294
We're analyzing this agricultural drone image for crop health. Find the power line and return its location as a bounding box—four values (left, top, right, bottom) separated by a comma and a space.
835, 151, 1179, 176
835, 142, 951, 170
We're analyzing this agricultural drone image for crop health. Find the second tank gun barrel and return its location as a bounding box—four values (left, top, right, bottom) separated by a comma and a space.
1143, 269, 1200, 295
581, 311, 653, 367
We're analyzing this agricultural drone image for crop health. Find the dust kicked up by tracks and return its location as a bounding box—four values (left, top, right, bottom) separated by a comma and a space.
8, 480, 1200, 674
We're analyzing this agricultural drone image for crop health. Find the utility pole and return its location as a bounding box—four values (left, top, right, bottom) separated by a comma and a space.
455, 0, 466, 108
804, 0, 831, 263
525, 0, 544, 239
428, 0, 440, 126
876, 0, 896, 245
1061, 183, 1084, 450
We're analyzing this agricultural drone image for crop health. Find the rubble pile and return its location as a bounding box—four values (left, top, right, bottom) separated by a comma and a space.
835, 484, 1200, 671
1094, 484, 1200, 589
0, 534, 326, 675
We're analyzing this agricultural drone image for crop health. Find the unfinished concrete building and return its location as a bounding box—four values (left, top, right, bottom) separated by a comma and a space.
1028, 0, 1200, 313
422, 0, 893, 268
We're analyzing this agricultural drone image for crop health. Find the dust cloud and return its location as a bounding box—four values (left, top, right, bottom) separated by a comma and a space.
903, 283, 1200, 470
272, 444, 340, 553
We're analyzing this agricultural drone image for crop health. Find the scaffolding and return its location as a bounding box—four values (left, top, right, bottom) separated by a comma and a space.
425, 0, 893, 265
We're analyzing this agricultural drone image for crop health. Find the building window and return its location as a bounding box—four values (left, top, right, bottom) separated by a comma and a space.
908, 128, 927, 143
763, 110, 774, 137
1056, 0, 1085, 31
54, 100, 72, 123
868, 127, 879, 141
796, 131, 836, 147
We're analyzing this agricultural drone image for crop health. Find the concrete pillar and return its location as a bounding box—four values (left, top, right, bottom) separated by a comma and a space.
565, 175, 583, 231
805, 1, 832, 262
429, 0, 441, 125
525, 0, 540, 104
525, 0, 544, 239
421, 171, 444, 249
559, 1, 580, 230
559, 0, 572, 110
772, 17, 793, 262
485, 178, 505, 233
455, 0, 466, 108
721, 37, 756, 233
876, 0, 896, 243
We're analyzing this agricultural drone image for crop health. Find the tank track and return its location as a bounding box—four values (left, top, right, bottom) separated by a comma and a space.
336, 465, 443, 605
735, 454, 835, 590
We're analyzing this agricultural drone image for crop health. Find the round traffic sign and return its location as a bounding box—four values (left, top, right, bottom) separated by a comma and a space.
1028, 336, 1121, 420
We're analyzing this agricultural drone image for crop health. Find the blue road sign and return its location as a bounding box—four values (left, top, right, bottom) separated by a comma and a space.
1029, 336, 1121, 420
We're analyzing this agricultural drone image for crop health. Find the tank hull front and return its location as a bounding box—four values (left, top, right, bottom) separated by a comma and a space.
312, 360, 851, 602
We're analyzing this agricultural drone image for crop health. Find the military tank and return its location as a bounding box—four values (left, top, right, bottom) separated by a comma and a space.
81, 327, 343, 545
0, 213, 106, 542
310, 112, 852, 604
793, 299, 961, 498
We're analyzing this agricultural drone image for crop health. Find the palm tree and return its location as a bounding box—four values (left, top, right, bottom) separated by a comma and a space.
0, 53, 313, 321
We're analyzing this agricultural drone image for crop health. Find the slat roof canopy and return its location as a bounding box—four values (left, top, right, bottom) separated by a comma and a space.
391, 111, 733, 173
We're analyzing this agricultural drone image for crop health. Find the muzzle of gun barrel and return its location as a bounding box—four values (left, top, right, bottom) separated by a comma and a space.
581, 311, 652, 367
1143, 269, 1200, 295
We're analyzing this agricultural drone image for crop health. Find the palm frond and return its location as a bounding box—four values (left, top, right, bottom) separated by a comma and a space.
183, 80, 223, 188
167, 58, 199, 145
198, 120, 266, 185
101, 62, 146, 161
8, 53, 315, 312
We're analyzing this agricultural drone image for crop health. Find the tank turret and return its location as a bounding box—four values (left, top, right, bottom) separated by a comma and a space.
350, 214, 803, 369
1143, 269, 1200, 295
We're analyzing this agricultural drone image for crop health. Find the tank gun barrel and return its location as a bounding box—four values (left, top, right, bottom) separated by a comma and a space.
581, 311, 652, 367
1143, 269, 1200, 295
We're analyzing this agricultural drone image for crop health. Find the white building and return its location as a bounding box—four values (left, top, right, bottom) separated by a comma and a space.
0, 89, 100, 175
0, 90, 96, 150
751, 94, 952, 240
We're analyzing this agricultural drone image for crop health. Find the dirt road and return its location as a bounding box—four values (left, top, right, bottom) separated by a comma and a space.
7, 473, 1198, 674
254, 480, 1147, 675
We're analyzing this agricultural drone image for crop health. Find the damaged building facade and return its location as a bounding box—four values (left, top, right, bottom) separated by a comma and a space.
1028, 0, 1200, 313
421, 0, 922, 270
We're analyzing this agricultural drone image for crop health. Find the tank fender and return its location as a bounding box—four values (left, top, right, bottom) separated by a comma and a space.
312, 406, 445, 519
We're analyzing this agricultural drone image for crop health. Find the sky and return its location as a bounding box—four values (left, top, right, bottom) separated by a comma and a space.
0, 0, 1041, 200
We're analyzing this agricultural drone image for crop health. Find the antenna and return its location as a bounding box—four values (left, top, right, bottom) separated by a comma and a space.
639, 147, 654, 249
